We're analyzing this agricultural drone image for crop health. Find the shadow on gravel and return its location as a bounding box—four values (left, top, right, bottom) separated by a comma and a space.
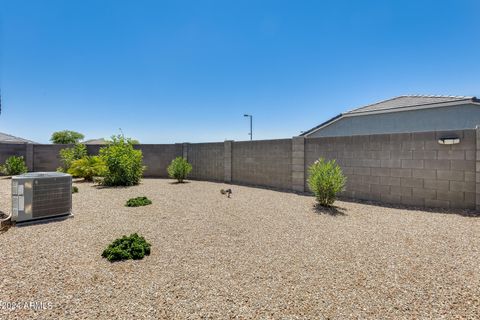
338, 197, 480, 218
94, 184, 134, 190
168, 181, 191, 185
313, 204, 347, 216
0, 223, 11, 234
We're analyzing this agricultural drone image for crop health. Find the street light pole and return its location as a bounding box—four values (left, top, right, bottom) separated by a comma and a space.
244, 114, 252, 140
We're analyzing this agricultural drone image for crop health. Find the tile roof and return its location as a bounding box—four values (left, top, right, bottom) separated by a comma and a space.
83, 138, 108, 144
347, 95, 476, 114
0, 132, 36, 143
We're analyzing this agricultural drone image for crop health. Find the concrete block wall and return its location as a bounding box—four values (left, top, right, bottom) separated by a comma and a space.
0, 143, 27, 167
0, 130, 478, 210
33, 144, 68, 171
187, 142, 224, 181
305, 130, 477, 209
232, 139, 292, 190
136, 144, 183, 177
224, 141, 233, 182
476, 127, 480, 211
292, 137, 305, 192
26, 143, 183, 177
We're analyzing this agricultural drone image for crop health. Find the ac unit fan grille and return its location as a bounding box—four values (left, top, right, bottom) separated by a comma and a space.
32, 177, 71, 218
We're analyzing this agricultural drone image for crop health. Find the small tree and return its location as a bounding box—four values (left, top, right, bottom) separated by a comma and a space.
100, 135, 144, 186
167, 157, 192, 183
0, 156, 28, 176
307, 158, 346, 207
68, 156, 107, 181
50, 130, 84, 144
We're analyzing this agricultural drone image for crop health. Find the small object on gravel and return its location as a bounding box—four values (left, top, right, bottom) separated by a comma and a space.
220, 188, 232, 198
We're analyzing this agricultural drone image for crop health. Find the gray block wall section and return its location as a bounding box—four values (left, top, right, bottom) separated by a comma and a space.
224, 141, 232, 182
232, 139, 292, 190
187, 142, 224, 181
33, 144, 69, 172
292, 136, 305, 192
135, 144, 182, 177
305, 129, 477, 209
0, 129, 478, 210
0, 143, 27, 166
476, 126, 480, 211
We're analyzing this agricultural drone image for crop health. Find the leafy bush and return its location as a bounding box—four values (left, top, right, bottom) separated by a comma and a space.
68, 156, 107, 181
126, 196, 152, 207
51, 130, 84, 144
167, 157, 192, 183
1, 156, 28, 176
72, 186, 79, 193
102, 233, 151, 262
307, 158, 346, 207
99, 135, 145, 186
59, 143, 87, 172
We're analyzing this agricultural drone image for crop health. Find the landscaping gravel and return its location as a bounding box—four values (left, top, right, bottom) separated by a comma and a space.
0, 178, 479, 319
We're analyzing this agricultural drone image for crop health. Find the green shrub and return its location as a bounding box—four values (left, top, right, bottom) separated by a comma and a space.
51, 130, 84, 144
102, 233, 151, 262
99, 135, 145, 186
59, 143, 87, 172
68, 156, 107, 181
167, 157, 192, 183
126, 196, 152, 207
72, 186, 79, 193
307, 158, 346, 207
1, 156, 28, 176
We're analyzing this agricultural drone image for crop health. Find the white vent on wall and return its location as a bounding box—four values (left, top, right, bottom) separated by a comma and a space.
438, 137, 460, 145
12, 172, 72, 223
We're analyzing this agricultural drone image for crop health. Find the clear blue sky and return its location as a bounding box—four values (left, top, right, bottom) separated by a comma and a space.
1, 0, 479, 143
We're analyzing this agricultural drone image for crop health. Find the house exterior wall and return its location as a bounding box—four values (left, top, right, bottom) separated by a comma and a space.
307, 104, 480, 137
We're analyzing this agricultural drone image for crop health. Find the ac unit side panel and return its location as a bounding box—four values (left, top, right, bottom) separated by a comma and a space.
12, 173, 72, 223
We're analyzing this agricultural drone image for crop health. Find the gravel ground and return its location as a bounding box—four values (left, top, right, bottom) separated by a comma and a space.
0, 178, 479, 319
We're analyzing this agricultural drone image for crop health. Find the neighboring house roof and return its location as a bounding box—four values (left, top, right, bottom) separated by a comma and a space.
83, 138, 108, 144
0, 132, 36, 144
301, 95, 480, 136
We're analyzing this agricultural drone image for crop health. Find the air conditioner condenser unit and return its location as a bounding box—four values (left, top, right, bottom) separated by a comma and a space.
12, 172, 73, 223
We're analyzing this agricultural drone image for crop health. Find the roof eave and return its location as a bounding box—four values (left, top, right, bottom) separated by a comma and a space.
302, 99, 480, 137
346, 99, 479, 116
300, 113, 343, 136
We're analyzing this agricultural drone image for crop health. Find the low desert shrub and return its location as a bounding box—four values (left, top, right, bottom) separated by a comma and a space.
0, 156, 28, 176
100, 135, 145, 186
167, 157, 192, 183
59, 143, 87, 172
125, 196, 152, 207
68, 156, 107, 181
72, 186, 79, 193
102, 233, 151, 262
307, 158, 346, 207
